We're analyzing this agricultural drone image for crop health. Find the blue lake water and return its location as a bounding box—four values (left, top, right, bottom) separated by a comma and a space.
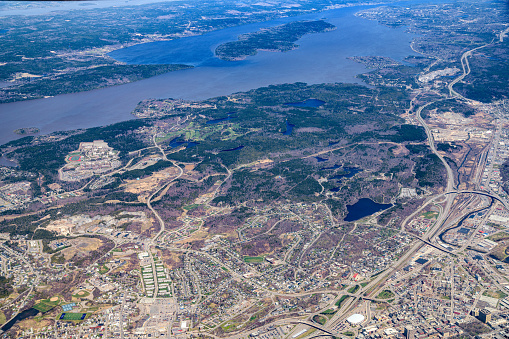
284, 99, 326, 108
331, 167, 363, 180
315, 157, 328, 162
168, 137, 186, 148
167, 138, 200, 149
282, 121, 295, 135
206, 114, 235, 124
344, 198, 392, 222
0, 2, 420, 146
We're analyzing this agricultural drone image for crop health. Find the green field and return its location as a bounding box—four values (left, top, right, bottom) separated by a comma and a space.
72, 290, 90, 298
347, 285, 360, 294
488, 232, 509, 241
321, 308, 336, 315
421, 211, 439, 219
98, 265, 109, 275
312, 314, 327, 325
34, 298, 60, 312
376, 289, 395, 299
483, 290, 507, 299
243, 256, 264, 263
335, 295, 349, 308
59, 313, 87, 321
183, 204, 202, 211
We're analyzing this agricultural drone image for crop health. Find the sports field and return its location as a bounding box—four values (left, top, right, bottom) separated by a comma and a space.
33, 298, 60, 312
243, 256, 264, 263
59, 313, 87, 321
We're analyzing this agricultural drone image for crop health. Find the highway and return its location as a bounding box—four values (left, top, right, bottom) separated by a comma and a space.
448, 42, 493, 101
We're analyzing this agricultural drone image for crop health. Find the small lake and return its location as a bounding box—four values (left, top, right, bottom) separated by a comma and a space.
284, 99, 326, 108
330, 167, 363, 180
168, 138, 200, 149
168, 137, 186, 148
1, 308, 39, 332
206, 114, 235, 125
282, 121, 295, 135
315, 156, 328, 162
344, 198, 392, 222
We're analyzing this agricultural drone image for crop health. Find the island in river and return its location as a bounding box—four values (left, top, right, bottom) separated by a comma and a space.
215, 20, 336, 61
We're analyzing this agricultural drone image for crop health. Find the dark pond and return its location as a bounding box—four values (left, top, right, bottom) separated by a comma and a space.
315, 157, 328, 162
220, 145, 244, 152
168, 138, 200, 148
206, 113, 236, 125
344, 198, 392, 222
168, 137, 186, 148
1, 308, 39, 332
330, 167, 362, 180
282, 121, 295, 135
284, 99, 326, 108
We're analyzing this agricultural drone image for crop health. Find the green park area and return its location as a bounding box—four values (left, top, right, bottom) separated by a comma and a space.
72, 290, 90, 299
312, 314, 327, 325
34, 298, 61, 312
347, 285, 360, 294
483, 290, 507, 299
376, 289, 395, 299
99, 264, 109, 275
421, 211, 439, 219
243, 256, 264, 263
488, 232, 509, 241
183, 204, 202, 211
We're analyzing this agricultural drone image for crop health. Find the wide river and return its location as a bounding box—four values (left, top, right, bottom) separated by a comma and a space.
0, 4, 417, 146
